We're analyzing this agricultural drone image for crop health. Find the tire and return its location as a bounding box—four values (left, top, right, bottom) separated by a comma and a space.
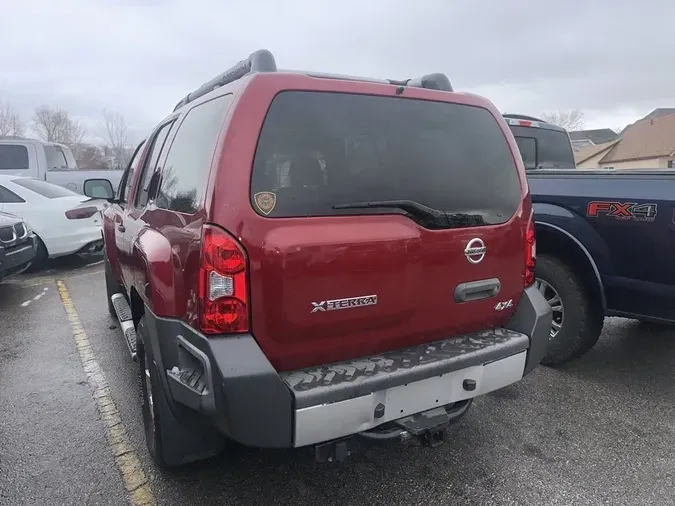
536, 254, 604, 366
137, 316, 224, 468
104, 250, 119, 317
26, 237, 48, 272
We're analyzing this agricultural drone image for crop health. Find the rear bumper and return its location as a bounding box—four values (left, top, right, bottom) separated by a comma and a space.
44, 227, 102, 257
145, 285, 551, 450
0, 235, 38, 281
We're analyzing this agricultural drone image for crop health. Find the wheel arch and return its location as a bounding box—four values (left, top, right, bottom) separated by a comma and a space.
535, 221, 606, 313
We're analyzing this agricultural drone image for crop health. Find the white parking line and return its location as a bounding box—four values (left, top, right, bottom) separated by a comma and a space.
20, 287, 49, 307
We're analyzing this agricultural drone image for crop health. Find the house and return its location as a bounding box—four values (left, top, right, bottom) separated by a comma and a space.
575, 110, 675, 169
568, 128, 619, 151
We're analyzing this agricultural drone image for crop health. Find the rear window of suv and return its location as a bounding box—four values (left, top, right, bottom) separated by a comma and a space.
251, 91, 521, 226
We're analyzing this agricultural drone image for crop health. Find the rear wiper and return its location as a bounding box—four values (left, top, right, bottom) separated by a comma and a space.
332, 200, 486, 228
333, 200, 442, 220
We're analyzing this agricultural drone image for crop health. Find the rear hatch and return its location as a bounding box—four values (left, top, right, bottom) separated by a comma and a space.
247, 90, 527, 371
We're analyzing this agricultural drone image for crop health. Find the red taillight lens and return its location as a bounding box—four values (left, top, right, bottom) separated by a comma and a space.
198, 224, 249, 335
524, 215, 536, 287
65, 206, 98, 220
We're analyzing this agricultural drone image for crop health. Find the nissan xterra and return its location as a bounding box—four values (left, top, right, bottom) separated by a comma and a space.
90, 50, 552, 468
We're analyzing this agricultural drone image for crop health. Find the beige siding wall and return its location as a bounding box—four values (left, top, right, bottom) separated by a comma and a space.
576, 150, 610, 168
610, 157, 665, 169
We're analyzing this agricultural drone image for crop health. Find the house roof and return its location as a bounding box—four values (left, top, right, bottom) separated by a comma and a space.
568, 128, 618, 144
600, 112, 675, 163
641, 108, 675, 121
574, 139, 620, 164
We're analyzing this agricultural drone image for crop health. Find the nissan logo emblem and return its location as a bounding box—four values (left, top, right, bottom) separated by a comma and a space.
464, 238, 486, 264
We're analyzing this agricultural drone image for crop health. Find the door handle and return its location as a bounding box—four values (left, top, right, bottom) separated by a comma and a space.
117, 224, 126, 233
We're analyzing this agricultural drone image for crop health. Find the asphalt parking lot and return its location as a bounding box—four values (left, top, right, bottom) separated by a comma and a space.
1, 257, 675, 506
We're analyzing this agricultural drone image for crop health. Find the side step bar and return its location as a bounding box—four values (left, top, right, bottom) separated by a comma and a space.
110, 293, 138, 362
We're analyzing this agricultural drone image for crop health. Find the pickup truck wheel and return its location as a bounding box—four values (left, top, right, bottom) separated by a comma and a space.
536, 255, 603, 366
137, 316, 220, 468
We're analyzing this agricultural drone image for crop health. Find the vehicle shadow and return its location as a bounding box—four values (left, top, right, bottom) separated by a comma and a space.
546, 317, 675, 401
26, 252, 104, 276
154, 431, 491, 506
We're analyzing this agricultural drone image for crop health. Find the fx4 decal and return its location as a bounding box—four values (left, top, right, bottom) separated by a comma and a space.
586, 201, 658, 222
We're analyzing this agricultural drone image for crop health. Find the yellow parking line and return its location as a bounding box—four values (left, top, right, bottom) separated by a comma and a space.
56, 280, 156, 506
16, 267, 103, 288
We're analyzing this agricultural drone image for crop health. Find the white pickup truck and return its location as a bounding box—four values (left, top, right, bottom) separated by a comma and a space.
0, 138, 123, 194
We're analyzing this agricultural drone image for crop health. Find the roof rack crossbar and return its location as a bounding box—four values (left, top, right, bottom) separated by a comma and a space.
173, 49, 277, 111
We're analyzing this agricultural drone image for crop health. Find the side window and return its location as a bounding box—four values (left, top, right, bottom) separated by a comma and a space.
0, 145, 29, 170
155, 94, 232, 214
118, 140, 146, 202
0, 185, 25, 203
135, 122, 173, 208
45, 146, 69, 170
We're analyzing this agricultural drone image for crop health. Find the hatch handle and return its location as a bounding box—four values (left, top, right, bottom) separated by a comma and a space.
454, 278, 501, 302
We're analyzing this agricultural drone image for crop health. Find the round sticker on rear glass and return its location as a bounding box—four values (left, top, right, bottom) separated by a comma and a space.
253, 191, 277, 215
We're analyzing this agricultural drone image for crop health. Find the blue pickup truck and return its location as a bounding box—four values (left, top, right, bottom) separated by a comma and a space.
504, 114, 672, 365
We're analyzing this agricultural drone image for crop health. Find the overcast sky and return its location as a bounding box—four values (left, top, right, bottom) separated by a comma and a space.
2, 0, 673, 143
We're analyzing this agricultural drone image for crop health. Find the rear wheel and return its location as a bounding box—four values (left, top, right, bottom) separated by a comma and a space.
137, 316, 224, 468
536, 254, 603, 366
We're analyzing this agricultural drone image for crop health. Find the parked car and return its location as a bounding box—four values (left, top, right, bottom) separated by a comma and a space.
90, 49, 551, 468
505, 114, 674, 365
0, 175, 105, 264
0, 138, 123, 195
0, 211, 37, 282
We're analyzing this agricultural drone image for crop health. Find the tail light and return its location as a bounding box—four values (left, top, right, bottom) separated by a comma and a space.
524, 214, 536, 287
198, 224, 249, 334
65, 206, 98, 220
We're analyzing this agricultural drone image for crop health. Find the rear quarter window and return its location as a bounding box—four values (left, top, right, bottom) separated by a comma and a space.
45, 145, 70, 170
155, 94, 233, 214
251, 91, 521, 225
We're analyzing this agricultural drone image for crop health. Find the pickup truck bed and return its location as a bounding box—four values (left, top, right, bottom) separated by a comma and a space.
529, 168, 675, 362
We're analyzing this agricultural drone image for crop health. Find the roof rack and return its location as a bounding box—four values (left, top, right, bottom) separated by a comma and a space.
173, 49, 277, 111
173, 49, 453, 111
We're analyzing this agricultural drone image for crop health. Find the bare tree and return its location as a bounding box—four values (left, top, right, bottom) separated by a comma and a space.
0, 101, 25, 137
32, 105, 85, 148
75, 144, 108, 170
540, 109, 585, 131
100, 109, 131, 169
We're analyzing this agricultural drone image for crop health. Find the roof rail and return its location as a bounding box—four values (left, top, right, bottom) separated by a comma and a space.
173, 49, 277, 111
173, 49, 453, 111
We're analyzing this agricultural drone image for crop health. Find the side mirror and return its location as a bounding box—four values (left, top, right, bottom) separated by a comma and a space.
83, 178, 115, 201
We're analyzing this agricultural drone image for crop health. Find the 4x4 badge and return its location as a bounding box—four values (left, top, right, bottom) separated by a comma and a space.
253, 191, 277, 215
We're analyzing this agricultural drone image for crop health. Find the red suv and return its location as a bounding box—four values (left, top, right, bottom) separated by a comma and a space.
88, 50, 551, 468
